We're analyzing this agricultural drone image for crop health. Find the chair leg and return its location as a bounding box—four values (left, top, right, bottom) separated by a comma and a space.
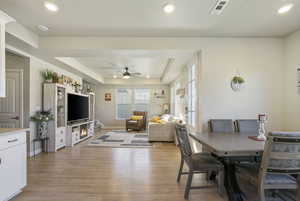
217, 169, 225, 196
177, 158, 184, 182
184, 170, 193, 200
258, 186, 265, 201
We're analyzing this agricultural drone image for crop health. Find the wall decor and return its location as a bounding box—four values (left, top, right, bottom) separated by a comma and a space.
298, 68, 300, 94
231, 75, 245, 92
153, 89, 166, 99
105, 93, 112, 101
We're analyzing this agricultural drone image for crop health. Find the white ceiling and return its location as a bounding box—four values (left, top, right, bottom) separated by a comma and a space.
1, 0, 300, 37
62, 50, 194, 82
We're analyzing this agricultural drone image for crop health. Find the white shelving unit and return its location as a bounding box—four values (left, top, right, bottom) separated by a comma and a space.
43, 83, 67, 152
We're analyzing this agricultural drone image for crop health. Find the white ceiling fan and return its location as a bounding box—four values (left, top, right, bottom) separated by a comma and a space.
119, 67, 142, 79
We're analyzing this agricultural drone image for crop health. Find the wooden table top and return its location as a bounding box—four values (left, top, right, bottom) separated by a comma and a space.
189, 132, 265, 157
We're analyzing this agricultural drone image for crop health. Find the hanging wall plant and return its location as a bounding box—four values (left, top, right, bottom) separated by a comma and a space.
231, 75, 245, 92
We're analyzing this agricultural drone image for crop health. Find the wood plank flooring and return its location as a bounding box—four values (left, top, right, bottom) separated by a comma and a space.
13, 131, 226, 201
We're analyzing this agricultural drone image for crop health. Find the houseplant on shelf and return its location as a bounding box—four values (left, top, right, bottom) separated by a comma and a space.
31, 110, 54, 139
41, 70, 54, 83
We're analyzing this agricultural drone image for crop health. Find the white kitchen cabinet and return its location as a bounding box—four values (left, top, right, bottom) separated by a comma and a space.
0, 129, 27, 201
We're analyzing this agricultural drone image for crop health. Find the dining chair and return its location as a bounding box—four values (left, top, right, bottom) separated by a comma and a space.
175, 124, 224, 199
235, 119, 259, 134
236, 131, 300, 201
209, 119, 234, 133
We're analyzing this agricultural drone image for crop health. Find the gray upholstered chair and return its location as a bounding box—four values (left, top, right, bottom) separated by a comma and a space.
209, 119, 234, 133
175, 124, 224, 199
236, 119, 259, 134
236, 132, 300, 201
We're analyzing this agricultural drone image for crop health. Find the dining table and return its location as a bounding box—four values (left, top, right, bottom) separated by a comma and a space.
189, 132, 266, 201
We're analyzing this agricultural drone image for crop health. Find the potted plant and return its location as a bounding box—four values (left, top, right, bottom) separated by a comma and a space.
232, 76, 245, 84
41, 70, 54, 83
231, 76, 245, 91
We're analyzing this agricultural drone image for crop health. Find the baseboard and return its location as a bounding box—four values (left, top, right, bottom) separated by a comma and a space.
103, 126, 125, 130
29, 147, 42, 157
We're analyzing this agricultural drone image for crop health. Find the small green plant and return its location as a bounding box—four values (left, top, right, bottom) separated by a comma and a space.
41, 70, 54, 82
232, 76, 245, 84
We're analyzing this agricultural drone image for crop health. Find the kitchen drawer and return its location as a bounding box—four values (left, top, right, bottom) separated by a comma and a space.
0, 132, 26, 151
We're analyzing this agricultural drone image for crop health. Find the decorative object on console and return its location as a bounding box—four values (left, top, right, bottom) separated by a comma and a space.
41, 69, 54, 83
257, 113, 267, 140
31, 109, 54, 139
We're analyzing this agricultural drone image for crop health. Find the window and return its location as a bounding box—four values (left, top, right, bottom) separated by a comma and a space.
187, 64, 197, 127
174, 81, 181, 117
116, 89, 132, 119
116, 88, 150, 119
134, 88, 150, 111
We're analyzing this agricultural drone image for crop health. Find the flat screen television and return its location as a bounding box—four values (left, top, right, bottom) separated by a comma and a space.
67, 93, 89, 123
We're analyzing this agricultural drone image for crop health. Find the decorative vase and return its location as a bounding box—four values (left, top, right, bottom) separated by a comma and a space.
37, 121, 48, 139
257, 114, 267, 140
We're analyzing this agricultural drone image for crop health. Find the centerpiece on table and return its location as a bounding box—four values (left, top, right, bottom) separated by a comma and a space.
31, 110, 54, 139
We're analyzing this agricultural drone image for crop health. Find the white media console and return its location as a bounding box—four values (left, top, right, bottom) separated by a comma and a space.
43, 83, 95, 152
66, 120, 94, 147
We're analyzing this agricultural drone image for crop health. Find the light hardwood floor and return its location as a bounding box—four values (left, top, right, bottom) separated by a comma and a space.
13, 131, 226, 201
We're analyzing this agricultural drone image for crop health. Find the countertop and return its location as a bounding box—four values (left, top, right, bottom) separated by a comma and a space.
0, 128, 29, 136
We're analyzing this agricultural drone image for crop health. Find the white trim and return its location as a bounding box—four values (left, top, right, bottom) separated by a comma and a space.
0, 10, 15, 24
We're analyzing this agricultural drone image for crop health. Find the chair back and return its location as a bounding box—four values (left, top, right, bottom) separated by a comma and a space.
133, 111, 147, 120
236, 119, 259, 134
260, 132, 300, 174
175, 124, 193, 158
209, 119, 234, 133
133, 111, 147, 129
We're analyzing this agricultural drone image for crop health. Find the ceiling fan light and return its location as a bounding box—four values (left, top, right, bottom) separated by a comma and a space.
123, 75, 130, 79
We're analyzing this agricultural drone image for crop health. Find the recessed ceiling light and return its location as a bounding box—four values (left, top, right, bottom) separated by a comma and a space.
113, 75, 117, 79
37, 25, 49, 32
163, 3, 175, 14
146, 75, 150, 79
278, 3, 294, 14
44, 1, 59, 12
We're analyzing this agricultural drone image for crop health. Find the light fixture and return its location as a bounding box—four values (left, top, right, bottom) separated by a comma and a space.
37, 25, 49, 32
123, 75, 130, 79
113, 75, 117, 79
278, 3, 294, 14
163, 3, 175, 14
44, 1, 59, 12
146, 75, 150, 79
122, 67, 131, 79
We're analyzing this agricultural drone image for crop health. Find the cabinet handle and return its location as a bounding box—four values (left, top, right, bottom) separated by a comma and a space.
8, 138, 18, 143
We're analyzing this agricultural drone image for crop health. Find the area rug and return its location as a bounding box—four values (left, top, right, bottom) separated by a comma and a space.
88, 130, 152, 148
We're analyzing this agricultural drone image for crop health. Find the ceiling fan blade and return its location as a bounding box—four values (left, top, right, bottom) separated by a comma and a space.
131, 72, 142, 75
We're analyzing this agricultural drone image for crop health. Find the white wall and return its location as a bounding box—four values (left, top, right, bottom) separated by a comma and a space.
283, 30, 300, 130
201, 39, 284, 132
95, 84, 169, 128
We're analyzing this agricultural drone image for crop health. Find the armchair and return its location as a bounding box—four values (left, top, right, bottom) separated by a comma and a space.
126, 111, 147, 131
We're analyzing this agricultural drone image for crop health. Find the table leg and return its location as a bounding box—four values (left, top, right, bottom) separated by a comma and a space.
222, 158, 246, 201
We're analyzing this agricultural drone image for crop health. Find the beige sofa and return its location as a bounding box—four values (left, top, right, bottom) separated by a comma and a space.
148, 121, 176, 142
